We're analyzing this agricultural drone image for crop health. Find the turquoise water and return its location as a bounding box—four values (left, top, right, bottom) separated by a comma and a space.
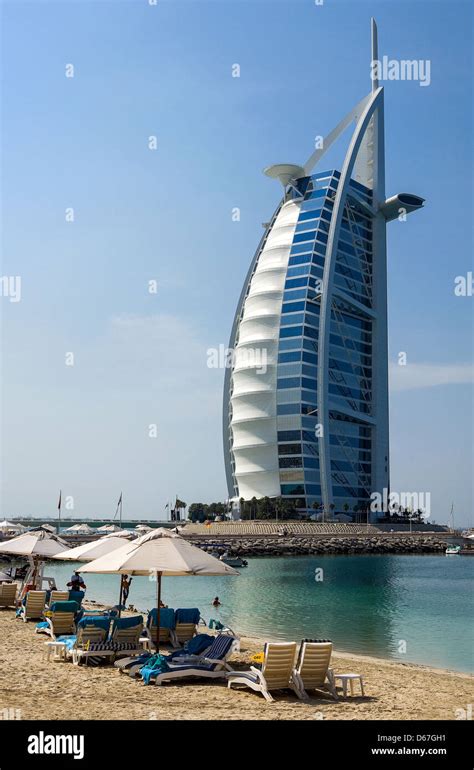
43, 554, 473, 673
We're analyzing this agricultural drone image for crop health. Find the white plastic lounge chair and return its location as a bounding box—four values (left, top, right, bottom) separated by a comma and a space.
147, 634, 236, 686
227, 641, 299, 702
0, 582, 18, 609
35, 601, 78, 639
17, 590, 47, 622
291, 641, 337, 700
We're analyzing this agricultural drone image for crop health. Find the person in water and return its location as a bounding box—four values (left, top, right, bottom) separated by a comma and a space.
212, 596, 221, 608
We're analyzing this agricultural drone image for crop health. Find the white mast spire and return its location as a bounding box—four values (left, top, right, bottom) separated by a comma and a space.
371, 17, 379, 92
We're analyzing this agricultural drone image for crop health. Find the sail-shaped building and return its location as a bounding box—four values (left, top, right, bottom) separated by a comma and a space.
223, 20, 424, 518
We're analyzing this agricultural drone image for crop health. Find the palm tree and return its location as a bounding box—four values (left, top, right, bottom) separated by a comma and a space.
250, 496, 258, 521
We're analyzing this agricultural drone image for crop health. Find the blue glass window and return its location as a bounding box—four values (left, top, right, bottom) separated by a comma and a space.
299, 208, 322, 222
283, 289, 307, 301
287, 266, 311, 278
293, 231, 316, 244
313, 241, 327, 256
280, 325, 303, 339
279, 338, 302, 352
307, 189, 328, 200
305, 484, 322, 495
281, 484, 306, 495
289, 254, 311, 267
277, 404, 300, 415
277, 377, 300, 389
281, 313, 304, 326
302, 377, 317, 390
302, 351, 318, 365
278, 351, 302, 363
279, 443, 302, 454
290, 243, 313, 256
279, 456, 303, 468
278, 430, 301, 442
285, 277, 309, 289
282, 301, 305, 313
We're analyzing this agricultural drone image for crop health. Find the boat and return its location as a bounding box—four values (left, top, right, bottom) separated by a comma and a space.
445, 545, 461, 555
219, 553, 248, 567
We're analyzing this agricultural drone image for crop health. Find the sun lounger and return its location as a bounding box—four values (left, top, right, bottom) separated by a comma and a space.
174, 608, 201, 645
69, 615, 144, 665
117, 632, 217, 678
227, 641, 299, 702
49, 591, 69, 605
0, 582, 18, 609
68, 590, 85, 607
62, 616, 112, 665
291, 641, 337, 700
143, 607, 176, 647
144, 634, 236, 686
35, 600, 79, 639
17, 590, 47, 622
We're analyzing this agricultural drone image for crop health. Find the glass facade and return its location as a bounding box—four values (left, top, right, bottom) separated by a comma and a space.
276, 170, 374, 512
227, 170, 376, 516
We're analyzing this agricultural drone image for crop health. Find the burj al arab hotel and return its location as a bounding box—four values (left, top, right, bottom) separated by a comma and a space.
223, 20, 424, 518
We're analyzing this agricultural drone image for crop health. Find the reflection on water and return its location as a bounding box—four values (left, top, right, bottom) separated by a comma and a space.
43, 554, 473, 673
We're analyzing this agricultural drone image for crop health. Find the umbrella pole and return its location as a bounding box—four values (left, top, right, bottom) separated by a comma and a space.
156, 571, 162, 652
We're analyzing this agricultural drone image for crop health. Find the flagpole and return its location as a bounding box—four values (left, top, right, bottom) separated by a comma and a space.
57, 490, 62, 535
120, 493, 123, 529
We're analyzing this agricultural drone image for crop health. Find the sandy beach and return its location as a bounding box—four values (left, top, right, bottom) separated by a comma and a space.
0, 608, 472, 721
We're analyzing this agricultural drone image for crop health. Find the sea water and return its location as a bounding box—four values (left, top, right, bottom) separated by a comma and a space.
44, 554, 473, 673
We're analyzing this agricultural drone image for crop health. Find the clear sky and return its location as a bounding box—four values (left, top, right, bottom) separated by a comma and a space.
1, 0, 472, 526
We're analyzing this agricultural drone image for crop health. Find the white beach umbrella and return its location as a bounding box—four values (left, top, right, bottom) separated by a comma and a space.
63, 523, 94, 534
38, 523, 56, 533
0, 530, 70, 558
52, 531, 135, 562
134, 524, 153, 532
81, 528, 238, 647
97, 524, 122, 533
0, 519, 26, 533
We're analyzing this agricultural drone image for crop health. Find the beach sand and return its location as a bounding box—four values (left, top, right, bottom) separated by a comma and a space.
0, 609, 471, 721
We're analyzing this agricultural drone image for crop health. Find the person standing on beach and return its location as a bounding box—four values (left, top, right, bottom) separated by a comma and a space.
121, 574, 132, 605
67, 571, 86, 592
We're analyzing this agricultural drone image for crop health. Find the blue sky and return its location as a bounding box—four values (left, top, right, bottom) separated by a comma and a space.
1, 0, 472, 526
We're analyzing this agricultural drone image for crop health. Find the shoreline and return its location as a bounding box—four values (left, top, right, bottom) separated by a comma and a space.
241, 631, 472, 679
0, 609, 472, 720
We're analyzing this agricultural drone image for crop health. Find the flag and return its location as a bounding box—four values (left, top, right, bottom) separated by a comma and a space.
117, 492, 122, 506
165, 503, 169, 509
57, 490, 62, 511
